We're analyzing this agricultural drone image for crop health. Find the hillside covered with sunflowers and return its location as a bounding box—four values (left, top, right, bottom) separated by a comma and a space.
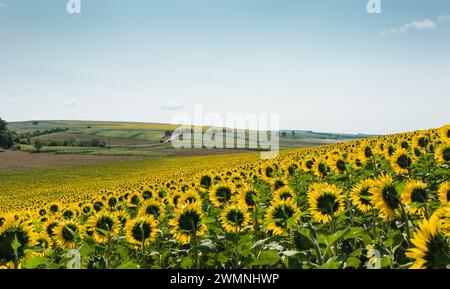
0, 125, 449, 270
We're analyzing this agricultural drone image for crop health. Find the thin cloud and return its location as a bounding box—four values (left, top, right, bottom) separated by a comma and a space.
65, 100, 78, 107
160, 104, 184, 111
382, 14, 450, 36
438, 14, 450, 22
382, 19, 436, 35
0, 2, 7, 8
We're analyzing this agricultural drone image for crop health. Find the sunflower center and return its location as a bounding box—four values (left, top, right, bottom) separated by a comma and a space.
359, 187, 372, 205
365, 147, 373, 158
401, 141, 409, 149
63, 210, 74, 219
131, 222, 152, 242
108, 197, 117, 207
279, 191, 292, 200
96, 217, 114, 234
411, 188, 427, 204
215, 187, 232, 203
145, 205, 160, 217
273, 205, 295, 227
265, 167, 274, 178
443, 148, 450, 162
274, 180, 285, 190
424, 234, 450, 269
306, 160, 314, 170
62, 224, 77, 241
142, 191, 153, 200
418, 137, 428, 148
336, 160, 346, 171
130, 196, 140, 205
318, 163, 327, 175
317, 193, 339, 216
0, 228, 30, 261
382, 185, 400, 210
396, 154, 411, 169
173, 195, 180, 206
50, 205, 59, 213
446, 189, 450, 202
226, 210, 245, 227
200, 175, 212, 188
93, 201, 104, 211
245, 191, 257, 206
179, 211, 201, 233
46, 222, 58, 237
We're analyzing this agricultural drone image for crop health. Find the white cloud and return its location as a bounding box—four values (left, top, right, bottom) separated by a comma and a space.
0, 2, 6, 8
382, 19, 436, 35
438, 14, 450, 22
160, 104, 184, 111
65, 100, 78, 107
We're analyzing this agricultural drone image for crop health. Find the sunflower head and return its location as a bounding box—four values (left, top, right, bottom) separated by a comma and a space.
350, 179, 374, 213
0, 218, 38, 264
401, 180, 429, 216
390, 149, 413, 174
168, 203, 207, 245
87, 212, 120, 244
125, 216, 158, 248
370, 174, 401, 220
438, 182, 450, 206
209, 182, 236, 207
264, 198, 301, 235
435, 142, 450, 164
220, 204, 251, 234
54, 221, 83, 249
439, 124, 450, 142
406, 214, 450, 269
308, 183, 345, 223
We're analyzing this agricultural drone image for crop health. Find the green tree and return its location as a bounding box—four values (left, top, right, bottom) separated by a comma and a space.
33, 139, 43, 153
0, 117, 17, 149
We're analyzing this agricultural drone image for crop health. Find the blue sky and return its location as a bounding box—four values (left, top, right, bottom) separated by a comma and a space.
0, 0, 449, 134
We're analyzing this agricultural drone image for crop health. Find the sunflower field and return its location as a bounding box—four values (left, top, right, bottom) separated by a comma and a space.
0, 125, 449, 269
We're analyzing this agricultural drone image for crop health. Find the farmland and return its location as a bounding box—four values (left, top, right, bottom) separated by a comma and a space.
0, 124, 448, 269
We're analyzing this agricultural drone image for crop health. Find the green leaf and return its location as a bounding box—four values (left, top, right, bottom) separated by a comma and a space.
344, 257, 361, 269
21, 257, 49, 269
180, 256, 193, 269
317, 257, 342, 269
252, 250, 281, 266
117, 262, 140, 269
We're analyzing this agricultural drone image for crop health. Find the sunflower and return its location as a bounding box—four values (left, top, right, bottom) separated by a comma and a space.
350, 179, 374, 213
273, 186, 296, 201
220, 204, 251, 233
127, 193, 142, 207
302, 158, 315, 173
167, 191, 183, 208
308, 183, 345, 223
370, 174, 401, 220
390, 149, 413, 174
125, 216, 158, 247
439, 124, 450, 142
54, 221, 83, 249
327, 154, 347, 174
169, 202, 207, 245
138, 199, 165, 219
401, 180, 429, 216
406, 214, 450, 269
178, 189, 202, 206
264, 198, 301, 235
42, 218, 59, 239
438, 182, 450, 206
80, 203, 94, 216
198, 173, 214, 189
435, 142, 450, 164
359, 142, 374, 163
312, 158, 329, 178
235, 186, 259, 209
209, 182, 236, 207
60, 206, 78, 220
0, 217, 38, 264
87, 212, 120, 244
48, 202, 61, 214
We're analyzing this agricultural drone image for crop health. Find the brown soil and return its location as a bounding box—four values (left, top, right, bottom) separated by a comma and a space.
0, 150, 146, 172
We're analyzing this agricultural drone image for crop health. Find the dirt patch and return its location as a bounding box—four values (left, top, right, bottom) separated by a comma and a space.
0, 150, 147, 172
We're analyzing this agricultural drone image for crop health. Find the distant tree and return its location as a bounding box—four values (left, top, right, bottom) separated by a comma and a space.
164, 130, 173, 138
291, 131, 295, 136
33, 139, 43, 153
281, 131, 287, 137
32, 121, 39, 125
0, 117, 17, 149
